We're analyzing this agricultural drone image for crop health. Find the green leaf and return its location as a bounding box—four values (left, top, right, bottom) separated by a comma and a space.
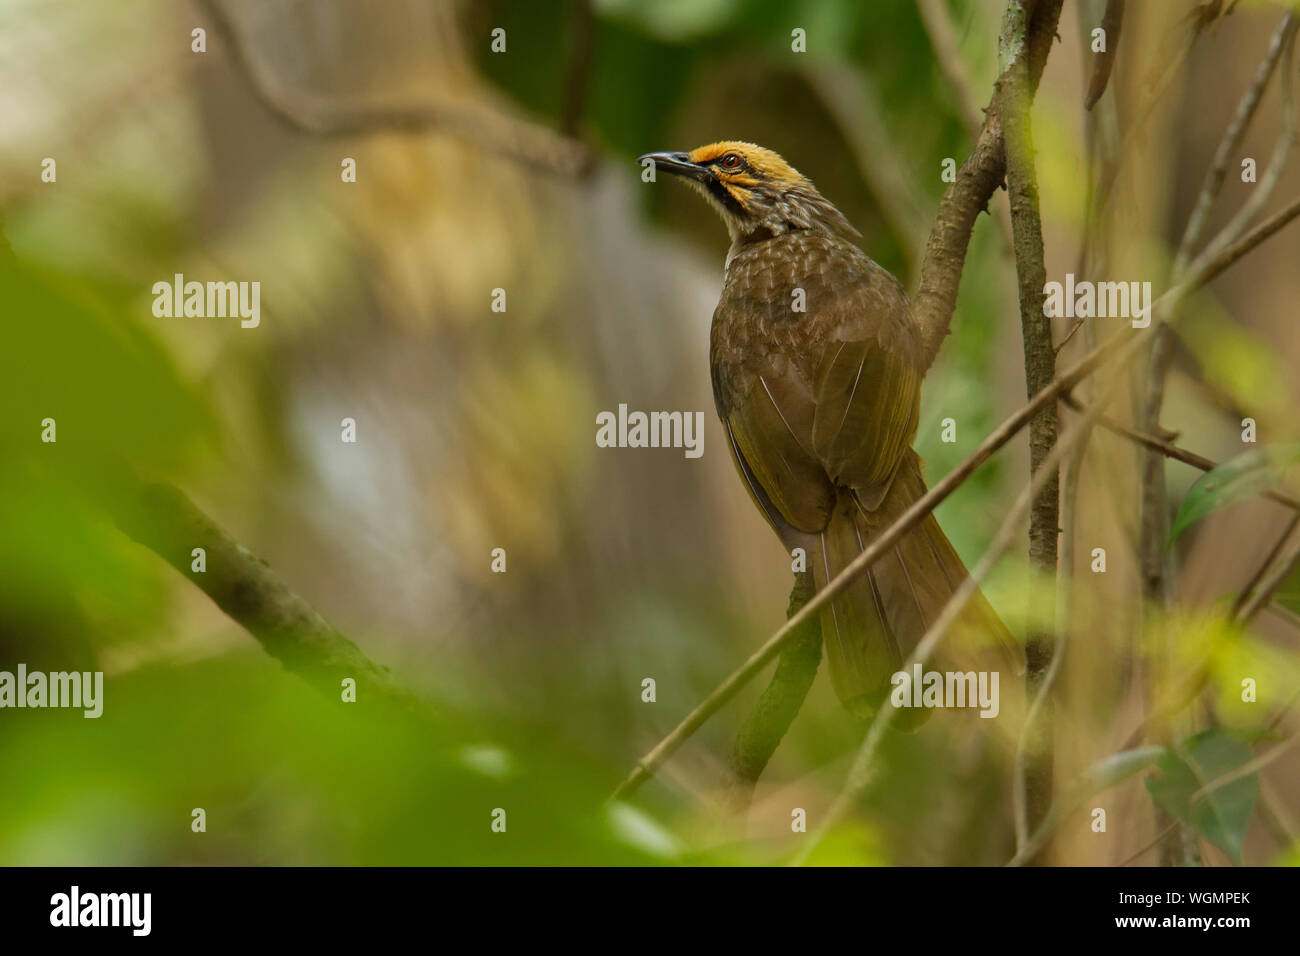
1167, 444, 1300, 548
1145, 728, 1259, 863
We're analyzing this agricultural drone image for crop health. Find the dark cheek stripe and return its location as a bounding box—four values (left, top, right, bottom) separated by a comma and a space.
707, 178, 749, 218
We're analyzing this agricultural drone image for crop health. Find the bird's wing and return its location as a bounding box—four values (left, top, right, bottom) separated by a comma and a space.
811, 337, 920, 509
711, 238, 922, 534
717, 350, 834, 536
808, 255, 922, 510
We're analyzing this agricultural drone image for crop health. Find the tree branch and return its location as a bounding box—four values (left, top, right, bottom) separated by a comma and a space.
104, 470, 434, 720
1060, 394, 1300, 511
1234, 526, 1300, 622
999, 0, 1061, 854
1175, 11, 1297, 274
913, 0, 1065, 369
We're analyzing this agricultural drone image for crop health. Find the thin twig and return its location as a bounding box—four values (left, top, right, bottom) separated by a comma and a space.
1192, 17, 1299, 272
1191, 735, 1298, 801
1137, 326, 1181, 865
1187, 191, 1300, 281
1175, 12, 1297, 275
1117, 518, 1298, 757
1235, 532, 1300, 622
1234, 516, 1300, 617
1121, 821, 1180, 866
1059, 394, 1300, 511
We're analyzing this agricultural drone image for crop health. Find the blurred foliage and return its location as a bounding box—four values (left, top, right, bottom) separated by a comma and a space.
0, 260, 215, 667
0, 653, 670, 865
1179, 305, 1296, 423
0, 0, 1296, 867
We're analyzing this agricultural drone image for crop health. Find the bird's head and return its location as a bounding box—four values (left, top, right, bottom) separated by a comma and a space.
638, 141, 859, 243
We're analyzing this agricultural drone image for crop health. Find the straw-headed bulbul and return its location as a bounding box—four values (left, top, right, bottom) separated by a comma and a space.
639, 141, 1021, 723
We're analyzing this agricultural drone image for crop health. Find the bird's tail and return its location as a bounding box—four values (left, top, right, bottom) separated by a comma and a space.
811, 451, 1023, 727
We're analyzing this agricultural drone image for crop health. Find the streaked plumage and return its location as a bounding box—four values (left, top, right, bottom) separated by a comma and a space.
641, 141, 1022, 722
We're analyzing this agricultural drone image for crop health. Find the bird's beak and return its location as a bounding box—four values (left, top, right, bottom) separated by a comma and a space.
637, 151, 712, 183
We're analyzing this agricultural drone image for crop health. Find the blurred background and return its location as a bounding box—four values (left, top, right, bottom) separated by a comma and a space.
0, 0, 1297, 865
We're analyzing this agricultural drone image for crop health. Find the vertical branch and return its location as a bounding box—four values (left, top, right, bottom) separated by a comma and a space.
724, 573, 822, 814
1137, 328, 1188, 866
913, 0, 1064, 370
999, 0, 1062, 858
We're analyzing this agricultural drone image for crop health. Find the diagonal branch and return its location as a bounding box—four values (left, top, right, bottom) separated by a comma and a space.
1176, 11, 1298, 274
102, 469, 435, 720
1060, 393, 1300, 512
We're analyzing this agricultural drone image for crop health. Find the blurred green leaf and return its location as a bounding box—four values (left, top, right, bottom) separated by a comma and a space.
0, 654, 673, 865
0, 261, 214, 470
1179, 308, 1292, 417
1167, 444, 1300, 548
1145, 728, 1259, 864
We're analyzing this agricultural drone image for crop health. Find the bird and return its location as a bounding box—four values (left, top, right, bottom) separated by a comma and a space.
639, 141, 1022, 723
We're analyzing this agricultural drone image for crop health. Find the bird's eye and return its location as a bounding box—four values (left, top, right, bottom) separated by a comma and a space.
718, 153, 743, 171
